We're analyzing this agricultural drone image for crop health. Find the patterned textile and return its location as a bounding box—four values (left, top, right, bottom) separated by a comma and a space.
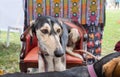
23, 0, 106, 64
85, 0, 106, 64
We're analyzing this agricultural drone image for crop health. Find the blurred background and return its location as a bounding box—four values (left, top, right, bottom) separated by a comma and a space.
0, 0, 24, 31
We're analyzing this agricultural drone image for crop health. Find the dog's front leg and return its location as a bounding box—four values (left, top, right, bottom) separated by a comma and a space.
45, 56, 54, 72
38, 54, 45, 72
54, 56, 66, 71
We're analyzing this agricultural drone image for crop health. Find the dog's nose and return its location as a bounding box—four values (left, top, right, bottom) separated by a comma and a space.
54, 48, 64, 57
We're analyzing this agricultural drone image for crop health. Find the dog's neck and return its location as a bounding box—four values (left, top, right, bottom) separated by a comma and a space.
93, 52, 120, 77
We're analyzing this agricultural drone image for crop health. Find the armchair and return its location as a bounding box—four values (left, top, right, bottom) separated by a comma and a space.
19, 21, 87, 72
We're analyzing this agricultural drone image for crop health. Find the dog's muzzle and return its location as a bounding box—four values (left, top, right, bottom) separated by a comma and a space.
54, 48, 64, 57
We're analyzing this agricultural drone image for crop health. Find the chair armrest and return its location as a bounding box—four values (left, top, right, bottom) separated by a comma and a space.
20, 34, 38, 59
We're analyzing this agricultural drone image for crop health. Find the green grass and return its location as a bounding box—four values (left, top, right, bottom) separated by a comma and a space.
0, 9, 120, 73
0, 32, 21, 73
102, 9, 120, 56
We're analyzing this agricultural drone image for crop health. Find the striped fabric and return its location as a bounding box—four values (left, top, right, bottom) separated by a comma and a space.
23, 0, 106, 64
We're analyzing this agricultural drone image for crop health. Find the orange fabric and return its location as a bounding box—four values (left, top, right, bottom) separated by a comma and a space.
24, 47, 39, 63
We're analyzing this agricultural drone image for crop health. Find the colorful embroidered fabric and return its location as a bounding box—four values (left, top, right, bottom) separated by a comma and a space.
23, 0, 106, 63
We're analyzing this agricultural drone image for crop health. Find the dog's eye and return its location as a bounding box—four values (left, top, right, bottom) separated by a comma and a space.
41, 29, 49, 34
57, 29, 61, 33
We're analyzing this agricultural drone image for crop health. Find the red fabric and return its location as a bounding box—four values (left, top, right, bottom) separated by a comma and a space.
24, 46, 83, 64
24, 47, 39, 63
25, 34, 38, 55
66, 54, 83, 64
114, 41, 120, 52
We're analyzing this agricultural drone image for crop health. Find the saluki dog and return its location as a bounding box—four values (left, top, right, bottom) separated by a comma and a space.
25, 16, 68, 72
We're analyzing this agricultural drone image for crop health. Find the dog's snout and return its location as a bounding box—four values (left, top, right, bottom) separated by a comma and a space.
54, 48, 64, 57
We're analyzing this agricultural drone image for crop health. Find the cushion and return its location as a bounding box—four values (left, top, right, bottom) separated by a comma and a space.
24, 47, 39, 63
24, 46, 83, 64
66, 54, 83, 64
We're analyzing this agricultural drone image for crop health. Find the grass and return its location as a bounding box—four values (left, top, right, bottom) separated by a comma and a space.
0, 9, 120, 73
102, 9, 120, 56
0, 32, 21, 73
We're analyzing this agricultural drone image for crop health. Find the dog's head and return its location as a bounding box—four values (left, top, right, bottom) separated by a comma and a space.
67, 28, 80, 47
68, 28, 80, 43
27, 16, 68, 57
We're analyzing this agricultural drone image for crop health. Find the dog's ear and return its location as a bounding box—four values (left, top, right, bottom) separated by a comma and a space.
29, 20, 36, 37
20, 20, 36, 41
102, 57, 120, 77
58, 19, 68, 53
21, 20, 36, 45
29, 20, 37, 45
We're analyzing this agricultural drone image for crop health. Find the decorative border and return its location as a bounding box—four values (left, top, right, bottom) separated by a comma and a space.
86, 0, 100, 26
69, 0, 82, 23
36, 0, 46, 17
51, 0, 63, 17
